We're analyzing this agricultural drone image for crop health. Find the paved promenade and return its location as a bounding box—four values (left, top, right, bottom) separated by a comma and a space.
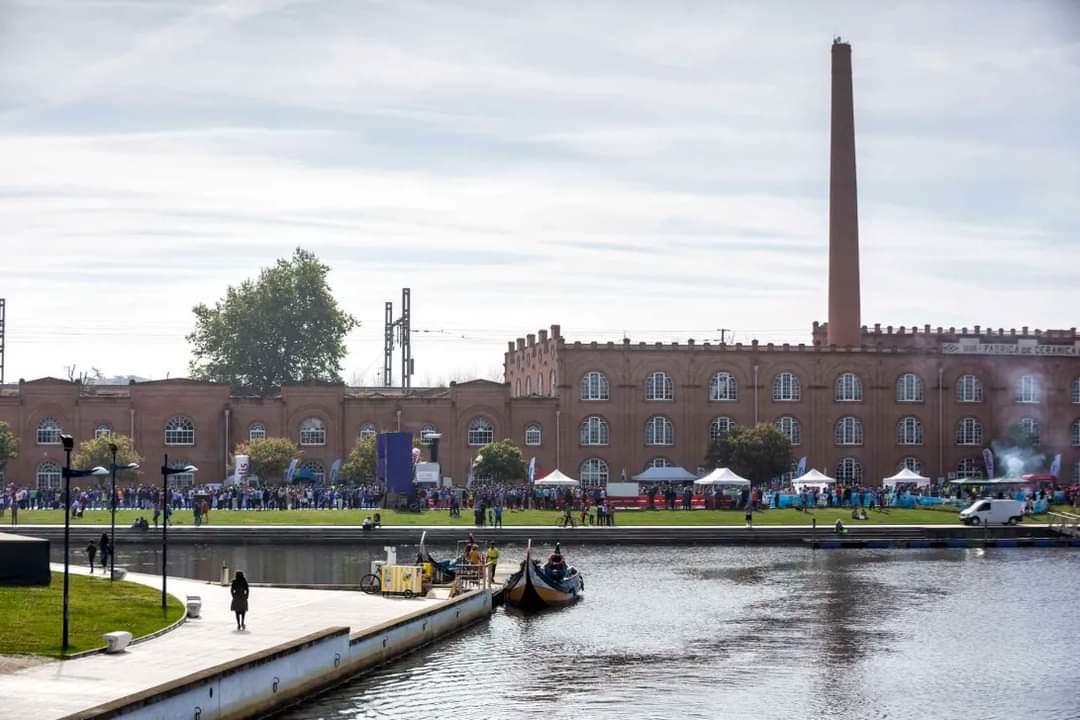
0, 564, 445, 720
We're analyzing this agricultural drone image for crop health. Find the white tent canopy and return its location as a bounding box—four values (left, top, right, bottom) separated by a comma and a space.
534, 469, 580, 487
792, 469, 836, 490
694, 467, 750, 487
882, 467, 931, 489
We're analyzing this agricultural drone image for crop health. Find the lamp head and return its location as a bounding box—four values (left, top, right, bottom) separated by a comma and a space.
61, 434, 74, 451
109, 442, 118, 454
117, 462, 140, 471
90, 466, 109, 477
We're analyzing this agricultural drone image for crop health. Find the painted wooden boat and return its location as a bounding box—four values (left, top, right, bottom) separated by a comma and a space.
503, 541, 583, 610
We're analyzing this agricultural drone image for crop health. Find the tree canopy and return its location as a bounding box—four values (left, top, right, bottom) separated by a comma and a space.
705, 423, 792, 485
234, 437, 301, 483
0, 421, 18, 472
72, 434, 143, 482
187, 248, 359, 396
474, 439, 527, 484
340, 433, 424, 484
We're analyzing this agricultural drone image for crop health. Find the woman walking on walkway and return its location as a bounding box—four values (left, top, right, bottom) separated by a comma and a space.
230, 571, 250, 631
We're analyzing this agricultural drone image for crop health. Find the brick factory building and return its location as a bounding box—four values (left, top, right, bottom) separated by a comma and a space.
3, 40, 1079, 490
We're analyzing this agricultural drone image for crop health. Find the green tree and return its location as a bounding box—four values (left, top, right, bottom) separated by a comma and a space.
0, 421, 18, 476
474, 439, 527, 484
341, 434, 377, 483
235, 437, 301, 483
71, 434, 143, 484
705, 423, 792, 485
187, 248, 359, 396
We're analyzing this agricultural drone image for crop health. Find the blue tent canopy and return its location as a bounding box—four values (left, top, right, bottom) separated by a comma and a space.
293, 467, 319, 482
632, 466, 698, 483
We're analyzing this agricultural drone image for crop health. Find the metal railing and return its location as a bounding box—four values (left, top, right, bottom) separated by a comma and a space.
451, 563, 490, 595
1047, 511, 1080, 537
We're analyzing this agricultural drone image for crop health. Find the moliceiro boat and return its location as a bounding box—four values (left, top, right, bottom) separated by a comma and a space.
504, 541, 584, 610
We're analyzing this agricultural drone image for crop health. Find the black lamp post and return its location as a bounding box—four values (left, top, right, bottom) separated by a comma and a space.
59, 434, 108, 653
160, 455, 197, 610
108, 443, 139, 582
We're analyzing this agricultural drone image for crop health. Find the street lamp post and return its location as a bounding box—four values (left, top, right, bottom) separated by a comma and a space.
160, 455, 197, 610
59, 434, 108, 653
108, 443, 139, 582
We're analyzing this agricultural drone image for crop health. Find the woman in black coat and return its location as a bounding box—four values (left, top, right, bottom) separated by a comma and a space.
230, 571, 250, 630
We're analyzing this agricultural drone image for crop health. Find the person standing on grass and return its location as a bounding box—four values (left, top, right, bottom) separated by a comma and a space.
86, 540, 97, 573
494, 502, 503, 529
99, 533, 111, 574
231, 571, 250, 631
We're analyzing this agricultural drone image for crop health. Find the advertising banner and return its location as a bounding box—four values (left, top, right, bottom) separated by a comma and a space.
232, 454, 250, 485
982, 448, 994, 480
377, 431, 414, 493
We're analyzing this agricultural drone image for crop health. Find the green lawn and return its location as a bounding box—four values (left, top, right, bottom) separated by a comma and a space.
9, 505, 1069, 528
0, 571, 184, 657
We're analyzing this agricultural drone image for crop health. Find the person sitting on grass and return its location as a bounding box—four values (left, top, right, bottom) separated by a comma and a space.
362, 516, 373, 531
834, 519, 847, 535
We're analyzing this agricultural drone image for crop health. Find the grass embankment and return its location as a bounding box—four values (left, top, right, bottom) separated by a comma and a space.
10, 505, 1070, 527
0, 572, 184, 657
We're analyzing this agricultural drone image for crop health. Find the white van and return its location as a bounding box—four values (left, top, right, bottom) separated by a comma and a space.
959, 498, 1025, 526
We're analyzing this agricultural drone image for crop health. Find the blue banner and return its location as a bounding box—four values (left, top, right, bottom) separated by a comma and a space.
528, 457, 537, 482
329, 458, 342, 485
1049, 454, 1061, 479
982, 448, 994, 479
377, 432, 414, 493
796, 456, 807, 476
285, 458, 299, 483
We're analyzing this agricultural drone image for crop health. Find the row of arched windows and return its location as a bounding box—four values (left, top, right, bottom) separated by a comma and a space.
575, 371, 1080, 404
514, 369, 558, 398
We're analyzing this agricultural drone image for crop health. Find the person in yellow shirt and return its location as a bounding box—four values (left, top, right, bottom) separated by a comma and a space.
485, 542, 501, 581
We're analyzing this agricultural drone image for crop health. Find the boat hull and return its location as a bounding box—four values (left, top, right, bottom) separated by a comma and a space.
504, 558, 583, 610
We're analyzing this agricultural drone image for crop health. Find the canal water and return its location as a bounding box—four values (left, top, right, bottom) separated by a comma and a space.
79, 544, 1080, 720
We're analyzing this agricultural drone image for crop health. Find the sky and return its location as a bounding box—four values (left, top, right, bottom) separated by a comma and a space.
1, 0, 1078, 386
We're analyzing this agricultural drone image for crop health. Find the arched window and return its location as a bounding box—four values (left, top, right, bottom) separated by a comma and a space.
1016, 375, 1041, 403
164, 416, 195, 446
580, 371, 609, 401
835, 457, 863, 484
1019, 417, 1040, 446
248, 422, 267, 441
526, 377, 533, 395
772, 372, 801, 401
835, 372, 863, 402
896, 373, 924, 402
36, 462, 62, 490
525, 423, 542, 446
580, 416, 609, 446
579, 458, 609, 488
1072, 378, 1080, 404
896, 416, 923, 446
709, 372, 738, 401
36, 417, 62, 445
956, 417, 983, 446
709, 417, 735, 444
645, 371, 674, 401
834, 416, 864, 446
515, 379, 521, 397
419, 424, 437, 445
957, 456, 984, 479
299, 417, 326, 446
550, 369, 557, 397
645, 416, 674, 446
646, 457, 673, 470
537, 374, 544, 396
358, 423, 377, 440
956, 374, 983, 403
1071, 419, 1080, 447
898, 456, 923, 474
775, 416, 801, 446
94, 422, 113, 439
467, 417, 494, 446
301, 460, 325, 484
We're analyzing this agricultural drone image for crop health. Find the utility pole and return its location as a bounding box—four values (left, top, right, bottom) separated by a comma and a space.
0, 298, 6, 384
383, 288, 414, 389
716, 328, 731, 344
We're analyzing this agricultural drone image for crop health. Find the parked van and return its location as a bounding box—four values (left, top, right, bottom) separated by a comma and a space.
959, 498, 1025, 526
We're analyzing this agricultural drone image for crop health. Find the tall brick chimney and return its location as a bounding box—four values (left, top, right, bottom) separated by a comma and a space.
827, 38, 861, 347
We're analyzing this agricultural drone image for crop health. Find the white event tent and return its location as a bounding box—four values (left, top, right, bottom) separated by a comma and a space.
882, 467, 931, 489
792, 469, 836, 491
534, 469, 580, 487
694, 467, 751, 487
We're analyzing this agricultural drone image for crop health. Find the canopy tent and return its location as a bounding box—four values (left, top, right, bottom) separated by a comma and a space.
882, 467, 931, 489
533, 469, 580, 487
792, 469, 836, 490
632, 466, 698, 483
694, 467, 750, 487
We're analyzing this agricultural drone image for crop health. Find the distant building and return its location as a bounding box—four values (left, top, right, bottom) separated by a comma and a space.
2, 41, 1077, 490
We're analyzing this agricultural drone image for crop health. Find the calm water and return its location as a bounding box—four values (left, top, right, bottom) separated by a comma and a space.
62, 544, 1080, 720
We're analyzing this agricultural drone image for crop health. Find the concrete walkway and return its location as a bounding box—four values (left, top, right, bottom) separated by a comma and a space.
0, 563, 444, 720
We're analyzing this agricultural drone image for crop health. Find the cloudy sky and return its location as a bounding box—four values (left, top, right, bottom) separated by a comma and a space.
1, 0, 1078, 386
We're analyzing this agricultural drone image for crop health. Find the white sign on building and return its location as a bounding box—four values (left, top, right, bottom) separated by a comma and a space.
942, 341, 1079, 357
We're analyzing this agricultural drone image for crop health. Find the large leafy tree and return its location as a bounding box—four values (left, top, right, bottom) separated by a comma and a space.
187, 248, 359, 396
234, 437, 301, 483
705, 423, 792, 486
474, 439, 527, 484
72, 434, 143, 484
0, 421, 18, 477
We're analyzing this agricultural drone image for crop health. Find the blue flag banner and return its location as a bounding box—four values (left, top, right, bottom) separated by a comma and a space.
329, 458, 342, 485
982, 448, 995, 479
1049, 454, 1061, 479
796, 456, 807, 476
285, 458, 300, 483
377, 432, 414, 493
528, 457, 537, 482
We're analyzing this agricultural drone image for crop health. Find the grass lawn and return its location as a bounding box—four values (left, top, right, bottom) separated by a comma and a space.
0, 571, 185, 657
10, 505, 1070, 528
